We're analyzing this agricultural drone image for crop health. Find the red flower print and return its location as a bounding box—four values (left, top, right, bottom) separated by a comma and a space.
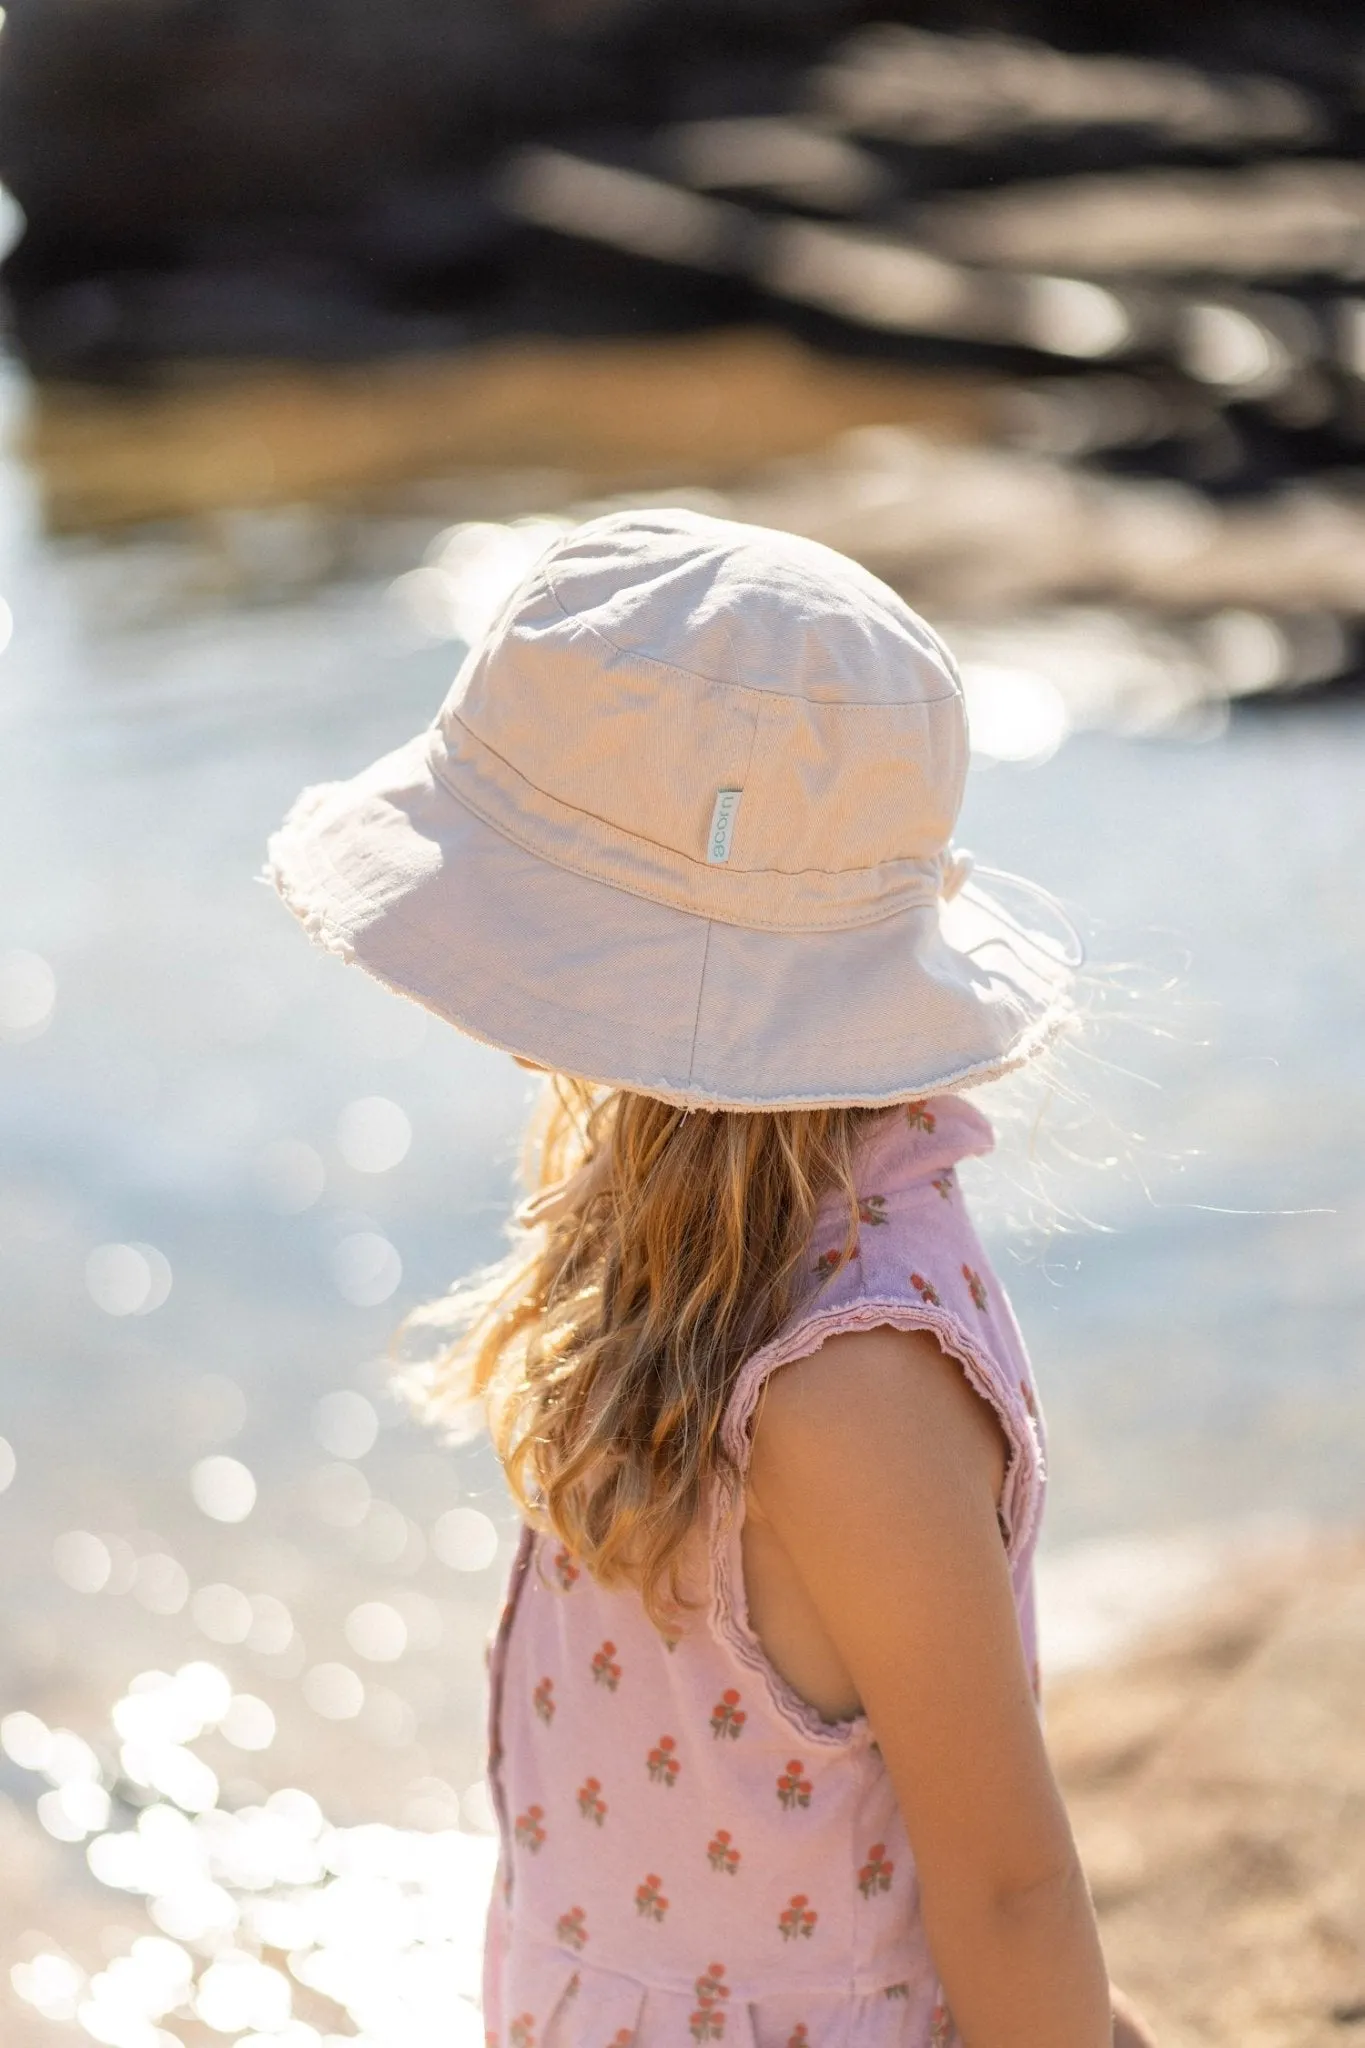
910, 1271, 941, 1307
514, 1804, 546, 1852
610, 2032, 635, 2048
884, 1984, 909, 2001
776, 1759, 812, 1810
778, 1893, 818, 1941
709, 1690, 746, 1740
634, 1872, 669, 1922
788, 2028, 809, 2048
532, 1676, 555, 1724
555, 1905, 588, 1952
857, 1195, 888, 1227
931, 1173, 954, 1201
646, 1733, 680, 1785
812, 1241, 858, 1278
509, 2017, 535, 2048
591, 1639, 622, 1690
552, 1546, 580, 1591
706, 1828, 741, 1873
858, 1843, 895, 1899
930, 2005, 954, 2045
962, 1264, 989, 1313
576, 1777, 607, 1826
905, 1101, 937, 1133
689, 1964, 730, 2042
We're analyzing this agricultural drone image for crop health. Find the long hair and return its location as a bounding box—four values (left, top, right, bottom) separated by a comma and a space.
399, 1076, 879, 1628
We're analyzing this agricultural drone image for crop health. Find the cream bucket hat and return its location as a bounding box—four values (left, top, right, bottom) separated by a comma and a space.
267, 508, 1075, 1109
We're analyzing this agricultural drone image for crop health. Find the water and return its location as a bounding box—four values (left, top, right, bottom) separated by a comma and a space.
0, 356, 1362, 2042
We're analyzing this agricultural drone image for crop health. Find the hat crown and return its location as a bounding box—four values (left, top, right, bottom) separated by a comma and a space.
438, 510, 968, 928
521, 508, 960, 705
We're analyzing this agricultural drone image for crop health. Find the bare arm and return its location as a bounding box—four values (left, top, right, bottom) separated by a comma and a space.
747, 1325, 1112, 2048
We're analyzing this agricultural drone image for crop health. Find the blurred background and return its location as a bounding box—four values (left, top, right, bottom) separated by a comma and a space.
1, 3, 1364, 2045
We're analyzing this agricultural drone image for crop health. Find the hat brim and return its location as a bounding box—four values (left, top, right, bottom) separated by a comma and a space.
266, 730, 1074, 1111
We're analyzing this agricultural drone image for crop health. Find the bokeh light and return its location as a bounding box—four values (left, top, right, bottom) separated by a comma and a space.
37, 1778, 112, 1842
3, 1710, 55, 1770
54, 1528, 113, 1593
253, 1137, 327, 1214
246, 1593, 296, 1655
430, 1508, 499, 1574
302, 1663, 365, 1720
85, 1242, 173, 1317
1180, 300, 1294, 393
331, 1231, 403, 1307
192, 1582, 254, 1644
132, 1553, 191, 1616
1023, 275, 1132, 359
190, 1456, 258, 1524
961, 662, 1071, 765
345, 1600, 409, 1663
11, 1952, 84, 2023
364, 1687, 419, 1750
220, 1694, 277, 1752
357, 1500, 426, 1569
0, 946, 55, 1038
337, 1096, 413, 1174
389, 518, 568, 644
313, 1388, 380, 1461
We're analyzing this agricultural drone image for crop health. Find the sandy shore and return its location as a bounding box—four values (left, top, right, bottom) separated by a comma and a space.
1048, 1534, 1365, 2048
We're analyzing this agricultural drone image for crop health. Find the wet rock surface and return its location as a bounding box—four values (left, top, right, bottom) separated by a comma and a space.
4, 1, 1365, 381
6, 2, 1365, 695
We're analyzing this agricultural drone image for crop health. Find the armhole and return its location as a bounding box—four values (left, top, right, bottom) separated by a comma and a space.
710, 1299, 1044, 1748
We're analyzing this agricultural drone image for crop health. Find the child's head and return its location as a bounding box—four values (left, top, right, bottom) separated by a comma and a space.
269, 509, 1080, 1613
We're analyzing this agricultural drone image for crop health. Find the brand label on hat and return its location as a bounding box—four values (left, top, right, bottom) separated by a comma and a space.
706, 789, 742, 865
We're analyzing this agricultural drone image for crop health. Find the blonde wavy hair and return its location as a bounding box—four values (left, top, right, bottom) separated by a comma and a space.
399, 1076, 879, 1627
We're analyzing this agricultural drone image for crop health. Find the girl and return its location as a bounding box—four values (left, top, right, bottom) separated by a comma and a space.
269, 509, 1155, 2048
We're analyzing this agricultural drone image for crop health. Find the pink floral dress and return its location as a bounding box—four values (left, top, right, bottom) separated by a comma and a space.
484, 1097, 1046, 2048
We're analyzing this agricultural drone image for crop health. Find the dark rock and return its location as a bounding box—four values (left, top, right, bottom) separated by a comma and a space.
4, 0, 1365, 418
9, 265, 475, 375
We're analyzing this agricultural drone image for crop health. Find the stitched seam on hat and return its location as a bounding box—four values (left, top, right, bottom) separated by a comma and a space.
684, 918, 714, 1086
684, 686, 762, 1076
435, 746, 938, 932
538, 557, 962, 707
439, 715, 947, 895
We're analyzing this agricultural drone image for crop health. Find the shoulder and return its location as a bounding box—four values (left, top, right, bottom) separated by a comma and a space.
748, 1323, 1008, 1525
